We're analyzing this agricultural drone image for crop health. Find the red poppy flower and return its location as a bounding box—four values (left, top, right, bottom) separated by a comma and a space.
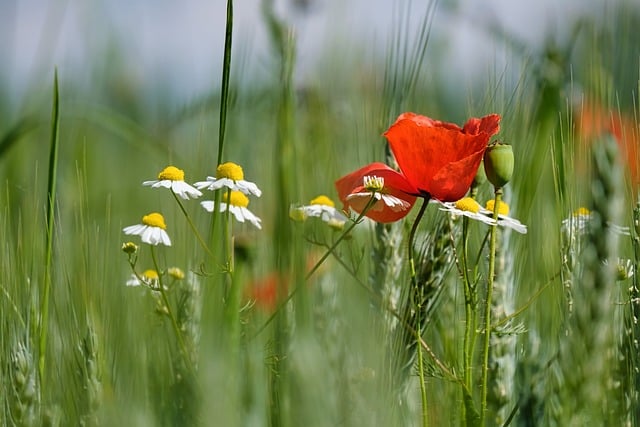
577, 101, 640, 186
385, 112, 501, 202
335, 162, 418, 223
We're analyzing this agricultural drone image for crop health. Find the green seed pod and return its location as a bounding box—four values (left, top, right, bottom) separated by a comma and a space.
484, 143, 514, 188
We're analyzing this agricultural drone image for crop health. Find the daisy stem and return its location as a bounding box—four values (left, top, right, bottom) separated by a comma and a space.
150, 246, 194, 375
170, 190, 215, 258
251, 196, 377, 339
480, 188, 503, 426
216, 0, 233, 165
407, 197, 430, 427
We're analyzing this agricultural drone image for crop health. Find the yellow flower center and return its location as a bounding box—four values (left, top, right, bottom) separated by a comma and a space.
158, 166, 184, 181
142, 212, 167, 229
310, 195, 335, 207
223, 190, 250, 208
485, 199, 509, 216
216, 162, 244, 181
454, 197, 481, 213
573, 207, 591, 216
363, 176, 385, 192
168, 267, 185, 280
142, 269, 159, 280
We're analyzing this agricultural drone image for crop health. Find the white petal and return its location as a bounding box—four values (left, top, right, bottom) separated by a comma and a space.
201, 201, 215, 212
123, 224, 146, 235
240, 207, 262, 229
172, 181, 202, 200
236, 180, 262, 197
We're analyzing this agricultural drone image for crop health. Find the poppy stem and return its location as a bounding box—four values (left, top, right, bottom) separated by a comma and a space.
407, 197, 430, 427
480, 187, 503, 426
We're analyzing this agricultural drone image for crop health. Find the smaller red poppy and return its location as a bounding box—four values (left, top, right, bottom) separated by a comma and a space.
385, 113, 501, 202
335, 162, 418, 223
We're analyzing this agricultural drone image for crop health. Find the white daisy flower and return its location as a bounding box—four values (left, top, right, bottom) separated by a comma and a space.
438, 197, 527, 234
345, 175, 412, 214
561, 207, 630, 236
143, 165, 202, 200
201, 190, 262, 229
123, 212, 172, 246
290, 195, 348, 228
194, 162, 262, 197
484, 199, 528, 234
126, 269, 160, 287
437, 198, 498, 227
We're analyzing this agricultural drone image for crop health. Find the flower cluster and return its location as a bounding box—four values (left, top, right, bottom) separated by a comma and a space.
336, 112, 501, 222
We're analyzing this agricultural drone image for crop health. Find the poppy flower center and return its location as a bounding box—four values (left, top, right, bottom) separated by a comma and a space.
142, 269, 159, 280
310, 195, 335, 207
363, 176, 385, 192
224, 190, 250, 208
142, 213, 167, 229
485, 199, 509, 216
158, 166, 184, 181
216, 162, 244, 181
455, 197, 481, 213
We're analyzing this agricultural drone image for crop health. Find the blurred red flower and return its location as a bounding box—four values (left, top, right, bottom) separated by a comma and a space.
384, 112, 501, 202
576, 101, 640, 186
335, 162, 418, 223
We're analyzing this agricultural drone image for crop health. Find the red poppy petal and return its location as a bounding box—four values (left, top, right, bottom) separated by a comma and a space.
386, 120, 490, 196
397, 112, 462, 131
462, 114, 501, 136
429, 148, 486, 201
335, 162, 417, 223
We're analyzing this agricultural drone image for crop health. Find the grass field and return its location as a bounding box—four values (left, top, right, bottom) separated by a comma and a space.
2, 1, 640, 426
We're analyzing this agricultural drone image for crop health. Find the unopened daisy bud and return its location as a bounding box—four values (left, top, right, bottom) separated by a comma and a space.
484, 143, 514, 188
168, 267, 185, 280
122, 241, 138, 254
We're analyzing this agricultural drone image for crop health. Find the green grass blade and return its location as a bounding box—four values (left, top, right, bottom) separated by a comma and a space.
38, 69, 60, 390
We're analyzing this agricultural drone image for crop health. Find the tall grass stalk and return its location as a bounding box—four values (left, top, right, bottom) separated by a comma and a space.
38, 69, 60, 390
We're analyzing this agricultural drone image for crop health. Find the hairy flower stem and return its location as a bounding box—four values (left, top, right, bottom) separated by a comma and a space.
480, 188, 503, 425
150, 246, 194, 375
407, 198, 430, 427
461, 216, 478, 423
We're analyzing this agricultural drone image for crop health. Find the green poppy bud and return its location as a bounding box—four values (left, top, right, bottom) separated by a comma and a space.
474, 160, 487, 187
484, 143, 514, 188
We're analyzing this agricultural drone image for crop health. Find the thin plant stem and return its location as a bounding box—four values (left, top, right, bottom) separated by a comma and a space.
480, 188, 503, 426
461, 215, 478, 424
170, 190, 214, 258
150, 246, 194, 375
251, 196, 378, 339
407, 197, 430, 427
39, 69, 60, 388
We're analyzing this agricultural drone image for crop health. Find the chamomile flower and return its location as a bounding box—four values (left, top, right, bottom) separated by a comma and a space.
561, 207, 630, 236
195, 162, 262, 197
437, 197, 498, 227
561, 207, 592, 235
201, 190, 262, 229
143, 166, 202, 200
289, 195, 348, 228
126, 269, 159, 287
123, 212, 172, 246
437, 197, 527, 234
484, 199, 528, 234
345, 176, 413, 214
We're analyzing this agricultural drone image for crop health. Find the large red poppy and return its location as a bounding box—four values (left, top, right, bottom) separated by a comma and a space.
335, 162, 418, 223
385, 112, 501, 202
